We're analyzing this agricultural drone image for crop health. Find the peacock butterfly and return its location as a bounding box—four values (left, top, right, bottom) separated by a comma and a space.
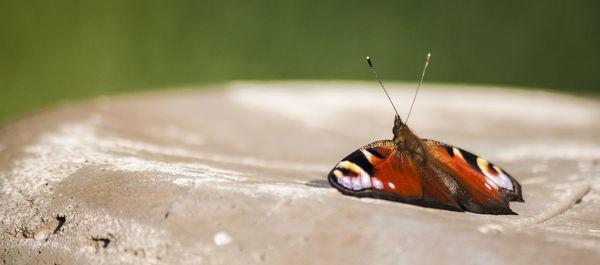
327, 54, 523, 215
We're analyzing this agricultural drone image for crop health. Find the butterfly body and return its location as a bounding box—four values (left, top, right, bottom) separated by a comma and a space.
328, 115, 523, 215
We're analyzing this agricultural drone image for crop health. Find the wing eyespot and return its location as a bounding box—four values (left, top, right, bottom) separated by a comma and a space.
334, 161, 373, 191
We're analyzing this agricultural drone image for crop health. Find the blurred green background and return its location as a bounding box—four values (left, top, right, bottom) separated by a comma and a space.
1, 0, 599, 124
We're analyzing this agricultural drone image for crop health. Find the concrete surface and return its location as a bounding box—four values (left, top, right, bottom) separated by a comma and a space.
0, 81, 599, 264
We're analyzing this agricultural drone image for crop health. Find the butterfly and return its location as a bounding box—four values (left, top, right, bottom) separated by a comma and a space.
327, 55, 523, 215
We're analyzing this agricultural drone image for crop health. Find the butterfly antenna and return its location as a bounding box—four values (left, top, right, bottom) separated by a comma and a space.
405, 53, 431, 124
366, 56, 400, 117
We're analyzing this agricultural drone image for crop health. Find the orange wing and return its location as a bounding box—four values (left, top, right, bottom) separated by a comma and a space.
424, 139, 523, 214
328, 140, 464, 212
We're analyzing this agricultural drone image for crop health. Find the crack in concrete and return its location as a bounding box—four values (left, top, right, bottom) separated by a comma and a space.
91, 233, 115, 250
52, 216, 66, 234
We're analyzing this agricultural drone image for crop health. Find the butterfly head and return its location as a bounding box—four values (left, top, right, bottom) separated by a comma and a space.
392, 115, 409, 145
392, 115, 425, 158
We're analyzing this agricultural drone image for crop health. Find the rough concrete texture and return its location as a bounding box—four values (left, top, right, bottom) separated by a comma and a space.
0, 81, 599, 265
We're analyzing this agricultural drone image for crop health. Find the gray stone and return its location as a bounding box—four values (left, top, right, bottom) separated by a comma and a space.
0, 82, 599, 264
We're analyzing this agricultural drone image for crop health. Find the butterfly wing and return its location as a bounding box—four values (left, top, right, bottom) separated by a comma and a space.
424, 139, 523, 214
328, 139, 523, 215
327, 140, 464, 212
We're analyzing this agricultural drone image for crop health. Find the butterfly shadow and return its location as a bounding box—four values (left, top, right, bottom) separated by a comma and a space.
305, 179, 331, 188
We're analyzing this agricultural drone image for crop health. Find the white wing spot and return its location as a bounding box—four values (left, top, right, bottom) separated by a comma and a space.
484, 182, 492, 190
334, 169, 352, 189
372, 178, 383, 189
340, 176, 352, 189
336, 161, 372, 191
453, 147, 465, 160
361, 149, 374, 163
351, 176, 362, 190
476, 157, 513, 190
361, 173, 372, 189
388, 182, 396, 189
494, 167, 514, 190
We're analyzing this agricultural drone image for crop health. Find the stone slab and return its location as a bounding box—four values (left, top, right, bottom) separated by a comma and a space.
1, 82, 599, 264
